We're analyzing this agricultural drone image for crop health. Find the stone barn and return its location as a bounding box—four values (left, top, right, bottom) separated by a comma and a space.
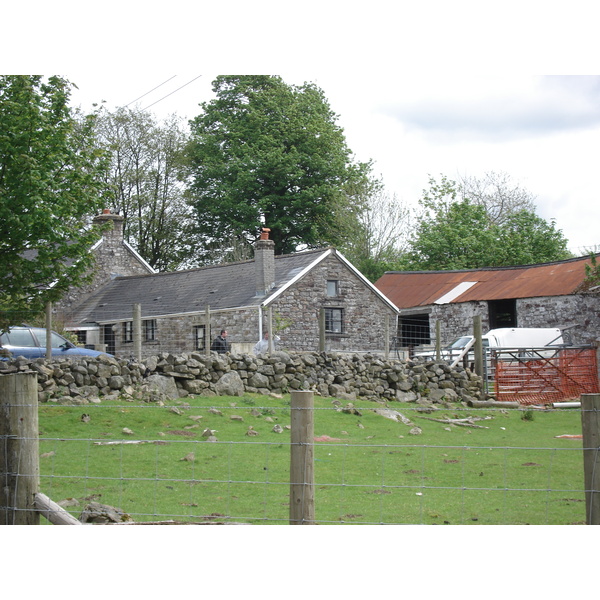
375, 254, 600, 352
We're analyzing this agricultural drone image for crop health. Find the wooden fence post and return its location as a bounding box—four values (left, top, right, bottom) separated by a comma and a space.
267, 306, 274, 355
384, 314, 390, 359
34, 492, 82, 525
205, 305, 211, 357
318, 308, 325, 353
473, 315, 483, 377
581, 393, 600, 525
45, 301, 52, 360
290, 390, 315, 524
133, 303, 142, 361
0, 372, 40, 525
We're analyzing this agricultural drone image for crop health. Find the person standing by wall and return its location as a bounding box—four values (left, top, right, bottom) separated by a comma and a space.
211, 329, 229, 354
253, 331, 280, 356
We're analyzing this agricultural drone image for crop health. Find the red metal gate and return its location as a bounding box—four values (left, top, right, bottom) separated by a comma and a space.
493, 347, 599, 405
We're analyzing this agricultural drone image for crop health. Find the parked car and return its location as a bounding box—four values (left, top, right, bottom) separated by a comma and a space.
415, 328, 566, 363
414, 335, 475, 361
0, 325, 112, 359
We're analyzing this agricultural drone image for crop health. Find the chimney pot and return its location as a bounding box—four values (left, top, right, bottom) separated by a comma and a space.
260, 228, 271, 240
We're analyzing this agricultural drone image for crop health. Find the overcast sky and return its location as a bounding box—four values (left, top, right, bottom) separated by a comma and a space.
69, 73, 600, 255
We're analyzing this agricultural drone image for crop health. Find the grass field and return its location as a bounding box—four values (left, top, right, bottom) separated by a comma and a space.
37, 393, 586, 525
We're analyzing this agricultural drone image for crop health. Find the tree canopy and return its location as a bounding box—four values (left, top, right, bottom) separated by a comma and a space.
400, 175, 571, 271
93, 106, 195, 271
186, 75, 370, 260
493, 209, 571, 265
0, 76, 108, 330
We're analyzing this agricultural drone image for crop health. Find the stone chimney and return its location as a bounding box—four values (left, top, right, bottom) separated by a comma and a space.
255, 227, 275, 296
92, 209, 125, 248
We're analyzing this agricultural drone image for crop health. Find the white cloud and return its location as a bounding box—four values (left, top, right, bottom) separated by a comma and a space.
375, 76, 600, 142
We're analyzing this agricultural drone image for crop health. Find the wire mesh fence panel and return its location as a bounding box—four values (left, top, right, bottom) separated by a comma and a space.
33, 399, 587, 525
391, 316, 436, 361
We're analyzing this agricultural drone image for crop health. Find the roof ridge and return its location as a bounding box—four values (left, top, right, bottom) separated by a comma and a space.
108, 247, 331, 281
383, 252, 599, 276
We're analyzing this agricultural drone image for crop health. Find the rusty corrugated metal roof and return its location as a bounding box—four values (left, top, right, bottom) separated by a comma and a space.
375, 255, 596, 309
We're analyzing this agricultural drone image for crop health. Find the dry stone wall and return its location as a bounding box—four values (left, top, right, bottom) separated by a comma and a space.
0, 350, 484, 406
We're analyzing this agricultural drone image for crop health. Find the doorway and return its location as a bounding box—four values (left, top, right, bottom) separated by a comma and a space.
488, 299, 516, 329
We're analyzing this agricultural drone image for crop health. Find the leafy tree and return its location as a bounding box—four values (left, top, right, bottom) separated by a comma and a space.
187, 75, 369, 260
403, 194, 499, 270
93, 107, 195, 271
401, 175, 571, 271
494, 210, 571, 265
583, 253, 600, 290
0, 76, 108, 330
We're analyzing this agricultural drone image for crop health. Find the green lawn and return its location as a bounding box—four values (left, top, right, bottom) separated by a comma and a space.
37, 393, 586, 524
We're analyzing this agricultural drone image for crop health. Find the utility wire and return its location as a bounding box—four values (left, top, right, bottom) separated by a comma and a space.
125, 76, 177, 107
142, 75, 203, 110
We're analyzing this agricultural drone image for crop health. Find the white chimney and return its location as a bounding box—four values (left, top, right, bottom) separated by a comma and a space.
255, 228, 275, 296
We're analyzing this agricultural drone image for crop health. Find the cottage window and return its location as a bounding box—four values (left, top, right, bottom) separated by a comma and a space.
144, 319, 157, 342
325, 307, 343, 333
123, 321, 133, 343
194, 325, 206, 351
326, 280, 339, 297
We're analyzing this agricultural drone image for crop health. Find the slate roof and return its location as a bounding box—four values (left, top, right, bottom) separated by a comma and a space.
69, 248, 332, 325
375, 254, 598, 310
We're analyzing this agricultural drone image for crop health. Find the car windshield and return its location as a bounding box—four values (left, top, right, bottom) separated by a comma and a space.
448, 336, 472, 349
31, 327, 70, 349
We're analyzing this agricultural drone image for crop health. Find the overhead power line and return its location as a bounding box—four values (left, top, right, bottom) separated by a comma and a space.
142, 75, 203, 110
126, 76, 177, 107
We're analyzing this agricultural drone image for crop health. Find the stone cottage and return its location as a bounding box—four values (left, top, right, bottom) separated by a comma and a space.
53, 210, 155, 349
58, 214, 399, 358
375, 255, 600, 351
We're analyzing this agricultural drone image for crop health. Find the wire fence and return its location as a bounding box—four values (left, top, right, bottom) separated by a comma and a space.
37, 441, 585, 525
25, 399, 593, 525
2, 326, 599, 526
